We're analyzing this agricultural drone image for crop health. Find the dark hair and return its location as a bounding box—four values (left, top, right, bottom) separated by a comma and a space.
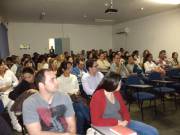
22, 67, 34, 75
23, 59, 33, 66
96, 71, 121, 92
159, 50, 166, 57
86, 59, 96, 71
75, 58, 84, 65
34, 69, 50, 90
144, 53, 153, 62
172, 52, 178, 58
132, 50, 139, 56
0, 59, 5, 65
56, 61, 72, 77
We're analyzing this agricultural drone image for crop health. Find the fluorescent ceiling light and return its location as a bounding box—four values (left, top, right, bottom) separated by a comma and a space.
95, 19, 115, 23
150, 0, 180, 4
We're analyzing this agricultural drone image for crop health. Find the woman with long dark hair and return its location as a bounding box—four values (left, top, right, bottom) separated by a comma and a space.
90, 71, 159, 135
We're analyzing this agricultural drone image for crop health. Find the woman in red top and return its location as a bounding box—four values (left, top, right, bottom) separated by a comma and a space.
90, 71, 159, 135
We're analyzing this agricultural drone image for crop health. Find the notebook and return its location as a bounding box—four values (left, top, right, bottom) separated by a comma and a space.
110, 125, 137, 135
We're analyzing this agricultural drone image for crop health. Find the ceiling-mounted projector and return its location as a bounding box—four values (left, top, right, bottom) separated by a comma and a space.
105, 0, 118, 14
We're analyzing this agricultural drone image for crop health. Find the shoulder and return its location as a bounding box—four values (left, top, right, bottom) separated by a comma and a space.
70, 74, 77, 79
55, 92, 71, 100
92, 89, 104, 97
5, 70, 14, 75
82, 72, 89, 79
97, 71, 104, 78
23, 93, 39, 106
57, 75, 63, 81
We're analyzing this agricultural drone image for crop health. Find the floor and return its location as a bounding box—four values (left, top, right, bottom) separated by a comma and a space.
9, 98, 180, 135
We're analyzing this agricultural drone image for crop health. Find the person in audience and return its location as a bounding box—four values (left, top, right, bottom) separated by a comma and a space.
57, 61, 90, 134
0, 59, 22, 132
90, 72, 159, 135
48, 58, 58, 75
23, 69, 76, 135
97, 52, 110, 74
126, 55, 143, 75
170, 52, 180, 68
132, 50, 141, 65
141, 49, 150, 64
82, 59, 104, 96
11, 55, 20, 75
123, 51, 130, 65
156, 50, 171, 70
5, 56, 13, 69
56, 54, 65, 68
72, 58, 87, 84
110, 53, 129, 79
144, 53, 165, 75
37, 55, 49, 70
9, 67, 35, 101
23, 59, 34, 68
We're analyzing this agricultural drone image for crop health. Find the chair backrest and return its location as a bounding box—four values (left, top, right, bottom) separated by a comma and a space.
148, 72, 161, 81
126, 75, 144, 85
166, 68, 180, 78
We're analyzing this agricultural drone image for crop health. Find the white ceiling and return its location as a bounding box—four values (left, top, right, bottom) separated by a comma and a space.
0, 0, 180, 25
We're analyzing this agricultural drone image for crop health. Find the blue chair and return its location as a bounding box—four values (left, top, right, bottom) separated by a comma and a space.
166, 68, 180, 80
148, 72, 177, 111
125, 75, 156, 120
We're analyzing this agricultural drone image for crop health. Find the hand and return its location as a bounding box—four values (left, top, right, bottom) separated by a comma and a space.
118, 120, 128, 127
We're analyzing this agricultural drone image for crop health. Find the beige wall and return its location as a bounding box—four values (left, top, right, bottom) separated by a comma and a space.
8, 23, 112, 56
113, 8, 180, 58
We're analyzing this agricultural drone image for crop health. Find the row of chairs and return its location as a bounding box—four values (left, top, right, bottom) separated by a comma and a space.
122, 68, 180, 120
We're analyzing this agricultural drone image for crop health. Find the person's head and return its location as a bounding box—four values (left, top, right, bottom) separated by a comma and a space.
11, 55, 20, 64
34, 69, 58, 94
76, 58, 85, 70
96, 71, 121, 92
145, 53, 153, 62
159, 50, 166, 59
86, 59, 98, 75
49, 58, 58, 71
143, 49, 150, 58
23, 60, 33, 68
51, 46, 54, 49
99, 52, 105, 60
22, 67, 35, 83
127, 55, 134, 64
132, 50, 139, 57
172, 52, 178, 59
0, 59, 6, 75
5, 57, 13, 68
113, 53, 120, 64
57, 61, 72, 77
87, 51, 93, 59
67, 56, 73, 64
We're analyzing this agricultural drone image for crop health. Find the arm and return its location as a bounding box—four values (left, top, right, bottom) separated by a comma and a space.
11, 71, 19, 87
82, 76, 94, 95
65, 116, 76, 134
26, 122, 75, 135
90, 92, 118, 126
116, 92, 130, 123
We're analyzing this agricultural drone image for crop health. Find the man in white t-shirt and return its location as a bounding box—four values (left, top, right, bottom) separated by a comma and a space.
82, 59, 104, 96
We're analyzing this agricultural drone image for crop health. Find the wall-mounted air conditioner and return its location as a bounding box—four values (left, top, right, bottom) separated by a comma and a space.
116, 27, 130, 34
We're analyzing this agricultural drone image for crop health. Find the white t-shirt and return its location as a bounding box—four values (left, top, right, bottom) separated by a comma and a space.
144, 61, 157, 73
82, 72, 104, 95
57, 74, 79, 95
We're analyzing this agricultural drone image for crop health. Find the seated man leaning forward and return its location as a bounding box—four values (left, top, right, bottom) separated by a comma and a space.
23, 69, 76, 135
